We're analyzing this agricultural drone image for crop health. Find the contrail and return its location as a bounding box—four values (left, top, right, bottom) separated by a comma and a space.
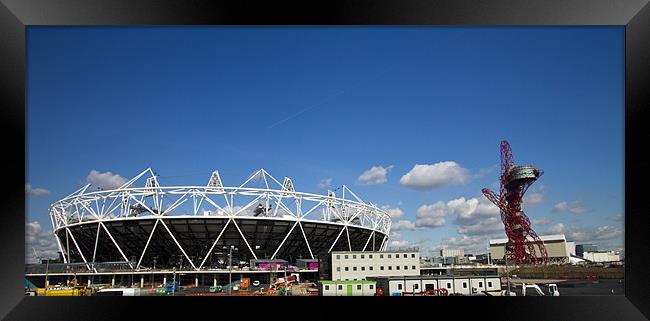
267, 65, 397, 129
267, 87, 351, 129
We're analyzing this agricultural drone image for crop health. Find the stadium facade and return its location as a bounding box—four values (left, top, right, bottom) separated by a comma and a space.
47, 168, 392, 272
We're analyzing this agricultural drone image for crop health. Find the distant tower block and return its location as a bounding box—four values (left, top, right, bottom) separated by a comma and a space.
482, 140, 548, 265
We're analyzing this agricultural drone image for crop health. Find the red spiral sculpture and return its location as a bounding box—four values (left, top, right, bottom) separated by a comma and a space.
482, 140, 548, 265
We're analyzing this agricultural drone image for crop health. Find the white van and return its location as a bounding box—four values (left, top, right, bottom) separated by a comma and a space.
96, 288, 141, 296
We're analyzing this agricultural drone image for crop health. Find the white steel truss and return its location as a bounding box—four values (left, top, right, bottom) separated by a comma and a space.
48, 168, 392, 271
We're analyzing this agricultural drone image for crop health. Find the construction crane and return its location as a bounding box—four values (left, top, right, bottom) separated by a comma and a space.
482, 140, 548, 265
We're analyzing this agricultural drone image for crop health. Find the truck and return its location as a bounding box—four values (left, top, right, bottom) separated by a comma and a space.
37, 285, 91, 296
271, 276, 296, 289
521, 283, 559, 296
96, 288, 142, 296
484, 290, 517, 296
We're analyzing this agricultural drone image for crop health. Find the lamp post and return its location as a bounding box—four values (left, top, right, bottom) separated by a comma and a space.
504, 241, 511, 295
284, 265, 288, 296
172, 267, 176, 296
43, 257, 49, 295
223, 245, 237, 295
487, 247, 491, 265
131, 256, 136, 287
45, 258, 49, 288
229, 246, 233, 295
151, 257, 157, 289
504, 253, 508, 293
269, 260, 274, 292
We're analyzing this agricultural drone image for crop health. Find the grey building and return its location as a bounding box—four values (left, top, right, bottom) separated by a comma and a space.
440, 248, 465, 257
576, 244, 598, 257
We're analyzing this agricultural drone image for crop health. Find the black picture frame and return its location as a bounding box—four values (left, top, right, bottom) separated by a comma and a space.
1, 0, 648, 320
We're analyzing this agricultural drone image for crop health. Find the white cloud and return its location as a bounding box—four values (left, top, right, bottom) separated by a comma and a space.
607, 214, 623, 222
567, 228, 590, 242
381, 205, 415, 231
524, 184, 546, 206
25, 184, 50, 196
420, 194, 591, 254
217, 205, 245, 215
318, 178, 332, 189
391, 220, 416, 231
415, 196, 505, 253
526, 193, 544, 205
456, 217, 503, 236
25, 221, 59, 264
557, 225, 623, 243
569, 207, 589, 214
593, 226, 623, 240
400, 161, 470, 191
415, 201, 448, 228
552, 198, 590, 214
532, 217, 551, 225
356, 165, 393, 185
474, 165, 498, 178
449, 197, 501, 226
445, 235, 484, 248
381, 205, 404, 219
546, 223, 566, 234
387, 232, 430, 251
86, 170, 127, 190
388, 232, 413, 248
412, 196, 502, 233
452, 200, 502, 237
389, 239, 412, 248
436, 235, 492, 254
552, 201, 569, 212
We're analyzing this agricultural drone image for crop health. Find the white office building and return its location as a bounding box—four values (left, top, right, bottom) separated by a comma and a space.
583, 251, 620, 262
331, 250, 420, 281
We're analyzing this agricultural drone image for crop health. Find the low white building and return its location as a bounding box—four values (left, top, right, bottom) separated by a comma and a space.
370, 275, 501, 296
320, 280, 376, 296
330, 250, 420, 281
583, 251, 620, 263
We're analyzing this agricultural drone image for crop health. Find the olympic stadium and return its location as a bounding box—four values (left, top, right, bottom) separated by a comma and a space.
46, 168, 392, 272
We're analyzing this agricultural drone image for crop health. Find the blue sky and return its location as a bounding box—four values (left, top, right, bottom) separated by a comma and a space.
26, 27, 624, 258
